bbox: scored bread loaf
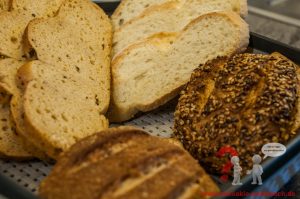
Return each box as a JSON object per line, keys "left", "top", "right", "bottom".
{"left": 112, "top": 0, "right": 248, "bottom": 56}
{"left": 174, "top": 53, "right": 300, "bottom": 174}
{"left": 0, "top": 58, "right": 46, "bottom": 159}
{"left": 108, "top": 12, "right": 249, "bottom": 122}
{"left": 39, "top": 127, "right": 219, "bottom": 199}
{"left": 0, "top": 0, "right": 10, "bottom": 11}
{"left": 17, "top": 0, "right": 112, "bottom": 159}
{"left": 0, "top": 0, "right": 63, "bottom": 59}
{"left": 112, "top": 0, "right": 174, "bottom": 29}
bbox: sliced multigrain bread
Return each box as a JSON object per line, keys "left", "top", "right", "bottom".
{"left": 112, "top": 0, "right": 248, "bottom": 57}
{"left": 39, "top": 127, "right": 219, "bottom": 199}
{"left": 108, "top": 12, "right": 249, "bottom": 122}
{"left": 0, "top": 0, "right": 10, "bottom": 11}
{"left": 0, "top": 58, "right": 47, "bottom": 159}
{"left": 0, "top": 0, "right": 63, "bottom": 59}
{"left": 17, "top": 0, "right": 112, "bottom": 159}
{"left": 112, "top": 0, "right": 174, "bottom": 29}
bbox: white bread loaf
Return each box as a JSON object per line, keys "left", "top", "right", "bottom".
{"left": 108, "top": 12, "right": 249, "bottom": 122}
{"left": 113, "top": 0, "right": 248, "bottom": 57}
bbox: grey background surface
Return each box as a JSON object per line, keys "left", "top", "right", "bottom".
{"left": 247, "top": 13, "right": 300, "bottom": 49}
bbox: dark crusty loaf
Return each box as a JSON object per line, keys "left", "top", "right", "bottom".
{"left": 174, "top": 53, "right": 300, "bottom": 174}
{"left": 39, "top": 127, "right": 219, "bottom": 199}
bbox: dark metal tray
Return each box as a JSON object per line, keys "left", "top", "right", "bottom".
{"left": 0, "top": 2, "right": 300, "bottom": 199}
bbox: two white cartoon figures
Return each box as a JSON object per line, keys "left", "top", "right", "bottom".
{"left": 231, "top": 155, "right": 263, "bottom": 186}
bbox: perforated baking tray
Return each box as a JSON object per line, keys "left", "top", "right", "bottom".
{"left": 0, "top": 2, "right": 300, "bottom": 199}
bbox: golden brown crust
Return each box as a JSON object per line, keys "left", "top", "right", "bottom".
{"left": 174, "top": 53, "right": 299, "bottom": 174}
{"left": 39, "top": 127, "right": 219, "bottom": 199}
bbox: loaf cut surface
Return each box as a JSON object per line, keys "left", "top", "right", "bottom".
{"left": 174, "top": 53, "right": 300, "bottom": 174}
{"left": 113, "top": 0, "right": 248, "bottom": 56}
{"left": 108, "top": 12, "right": 249, "bottom": 122}
{"left": 0, "top": 58, "right": 46, "bottom": 159}
{"left": 39, "top": 127, "right": 219, "bottom": 199}
{"left": 18, "top": 0, "right": 112, "bottom": 158}
{"left": 0, "top": 0, "right": 10, "bottom": 11}
{"left": 112, "top": 0, "right": 173, "bottom": 29}
{"left": 0, "top": 0, "right": 63, "bottom": 59}
{"left": 0, "top": 88, "right": 33, "bottom": 159}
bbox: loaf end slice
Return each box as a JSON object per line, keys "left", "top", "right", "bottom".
{"left": 108, "top": 11, "right": 249, "bottom": 122}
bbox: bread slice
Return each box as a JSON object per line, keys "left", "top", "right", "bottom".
{"left": 113, "top": 0, "right": 248, "bottom": 57}
{"left": 112, "top": 0, "right": 175, "bottom": 29}
{"left": 24, "top": 0, "right": 112, "bottom": 112}
{"left": 0, "top": 0, "right": 63, "bottom": 59}
{"left": 108, "top": 12, "right": 249, "bottom": 122}
{"left": 17, "top": 61, "right": 108, "bottom": 158}
{"left": 0, "top": 58, "right": 48, "bottom": 159}
{"left": 0, "top": 0, "right": 10, "bottom": 11}
{"left": 0, "top": 87, "right": 33, "bottom": 159}
{"left": 17, "top": 0, "right": 112, "bottom": 158}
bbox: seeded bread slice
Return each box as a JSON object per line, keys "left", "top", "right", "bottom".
{"left": 0, "top": 58, "right": 47, "bottom": 159}
{"left": 108, "top": 12, "right": 249, "bottom": 122}
{"left": 0, "top": 0, "right": 10, "bottom": 11}
{"left": 113, "top": 0, "right": 247, "bottom": 57}
{"left": 18, "top": 0, "right": 112, "bottom": 158}
{"left": 112, "top": 0, "right": 174, "bottom": 29}
{"left": 0, "top": 0, "right": 63, "bottom": 59}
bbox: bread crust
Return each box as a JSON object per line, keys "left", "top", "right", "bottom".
{"left": 39, "top": 127, "right": 219, "bottom": 199}
{"left": 112, "top": 0, "right": 248, "bottom": 57}
{"left": 174, "top": 53, "right": 299, "bottom": 174}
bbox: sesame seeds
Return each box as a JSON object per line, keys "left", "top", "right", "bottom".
{"left": 174, "top": 53, "right": 299, "bottom": 174}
